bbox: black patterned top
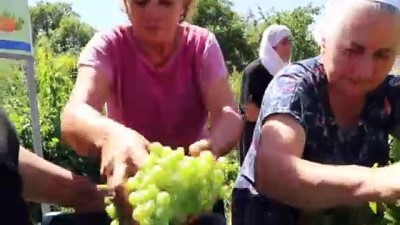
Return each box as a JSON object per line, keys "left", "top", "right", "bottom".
{"left": 234, "top": 56, "right": 400, "bottom": 225}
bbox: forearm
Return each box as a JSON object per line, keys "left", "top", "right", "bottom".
{"left": 19, "top": 148, "right": 105, "bottom": 212}
{"left": 256, "top": 154, "right": 387, "bottom": 210}
{"left": 61, "top": 103, "right": 126, "bottom": 157}
{"left": 19, "top": 149, "right": 80, "bottom": 204}
{"left": 209, "top": 107, "right": 243, "bottom": 157}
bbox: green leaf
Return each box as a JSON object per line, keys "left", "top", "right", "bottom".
{"left": 370, "top": 202, "right": 378, "bottom": 214}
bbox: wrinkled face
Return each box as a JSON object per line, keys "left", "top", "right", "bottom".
{"left": 322, "top": 4, "right": 400, "bottom": 97}
{"left": 124, "top": 0, "right": 188, "bottom": 44}
{"left": 274, "top": 36, "right": 292, "bottom": 63}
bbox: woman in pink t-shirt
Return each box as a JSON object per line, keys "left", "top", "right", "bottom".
{"left": 61, "top": 0, "right": 242, "bottom": 222}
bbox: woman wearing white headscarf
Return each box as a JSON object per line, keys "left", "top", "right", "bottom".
{"left": 238, "top": 24, "right": 292, "bottom": 165}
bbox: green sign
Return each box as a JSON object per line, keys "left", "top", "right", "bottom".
{"left": 0, "top": 0, "right": 33, "bottom": 56}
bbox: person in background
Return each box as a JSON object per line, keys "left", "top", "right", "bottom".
{"left": 60, "top": 0, "right": 243, "bottom": 223}
{"left": 238, "top": 24, "right": 292, "bottom": 165}
{"left": 0, "top": 108, "right": 106, "bottom": 225}
{"left": 231, "top": 0, "right": 400, "bottom": 224}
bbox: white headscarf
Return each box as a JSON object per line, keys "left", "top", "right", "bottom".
{"left": 259, "top": 24, "right": 292, "bottom": 76}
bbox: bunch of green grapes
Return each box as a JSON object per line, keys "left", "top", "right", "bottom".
{"left": 105, "top": 142, "right": 230, "bottom": 225}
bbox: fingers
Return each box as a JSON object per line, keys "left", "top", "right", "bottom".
{"left": 110, "top": 163, "right": 128, "bottom": 189}
{"left": 108, "top": 164, "right": 133, "bottom": 223}
{"left": 189, "top": 139, "right": 211, "bottom": 157}
{"left": 100, "top": 144, "right": 113, "bottom": 176}
{"left": 113, "top": 184, "right": 133, "bottom": 223}
{"left": 189, "top": 143, "right": 201, "bottom": 157}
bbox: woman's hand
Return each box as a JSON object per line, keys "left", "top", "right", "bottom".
{"left": 189, "top": 139, "right": 213, "bottom": 157}
{"left": 71, "top": 177, "right": 111, "bottom": 213}
{"left": 100, "top": 127, "right": 150, "bottom": 220}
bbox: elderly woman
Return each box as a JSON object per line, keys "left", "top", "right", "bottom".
{"left": 238, "top": 24, "right": 292, "bottom": 165}
{"left": 232, "top": 0, "right": 400, "bottom": 224}
{"left": 61, "top": 0, "right": 242, "bottom": 223}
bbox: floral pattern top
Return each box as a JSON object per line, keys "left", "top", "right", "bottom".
{"left": 235, "top": 56, "right": 400, "bottom": 225}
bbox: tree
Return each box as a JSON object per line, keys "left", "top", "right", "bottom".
{"left": 191, "top": 0, "right": 256, "bottom": 72}
{"left": 2, "top": 36, "right": 99, "bottom": 179}
{"left": 50, "top": 15, "right": 95, "bottom": 54}
{"left": 30, "top": 1, "right": 95, "bottom": 54}
{"left": 30, "top": 1, "right": 78, "bottom": 42}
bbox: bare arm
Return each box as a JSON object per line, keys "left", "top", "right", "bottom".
{"left": 61, "top": 66, "right": 131, "bottom": 158}
{"left": 18, "top": 147, "right": 105, "bottom": 212}
{"left": 255, "top": 114, "right": 399, "bottom": 210}
{"left": 206, "top": 77, "right": 243, "bottom": 157}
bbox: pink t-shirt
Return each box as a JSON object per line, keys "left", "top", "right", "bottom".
{"left": 78, "top": 23, "right": 228, "bottom": 149}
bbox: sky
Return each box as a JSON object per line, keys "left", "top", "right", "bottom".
{"left": 27, "top": 0, "right": 326, "bottom": 30}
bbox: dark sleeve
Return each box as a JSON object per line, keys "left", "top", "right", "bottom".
{"left": 385, "top": 75, "right": 400, "bottom": 138}
{"left": 0, "top": 108, "right": 20, "bottom": 167}
{"left": 0, "top": 108, "right": 31, "bottom": 225}
{"left": 239, "top": 68, "right": 251, "bottom": 114}
{"left": 258, "top": 65, "right": 309, "bottom": 128}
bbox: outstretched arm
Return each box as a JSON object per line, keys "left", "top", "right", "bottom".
{"left": 255, "top": 114, "right": 400, "bottom": 210}
{"left": 18, "top": 147, "right": 106, "bottom": 212}
{"left": 189, "top": 33, "right": 243, "bottom": 157}
{"left": 206, "top": 77, "right": 243, "bottom": 157}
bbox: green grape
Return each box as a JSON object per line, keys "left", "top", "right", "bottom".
{"left": 140, "top": 218, "right": 153, "bottom": 225}
{"left": 199, "top": 150, "right": 214, "bottom": 162}
{"left": 146, "top": 185, "right": 159, "bottom": 199}
{"left": 156, "top": 191, "right": 171, "bottom": 207}
{"left": 171, "top": 148, "right": 185, "bottom": 160}
{"left": 156, "top": 176, "right": 170, "bottom": 190}
{"left": 142, "top": 154, "right": 159, "bottom": 169}
{"left": 213, "top": 169, "right": 225, "bottom": 186}
{"left": 155, "top": 207, "right": 170, "bottom": 220}
{"left": 128, "top": 192, "right": 140, "bottom": 206}
{"left": 128, "top": 190, "right": 153, "bottom": 205}
{"left": 132, "top": 205, "right": 147, "bottom": 222}
{"left": 198, "top": 159, "right": 213, "bottom": 176}
{"left": 140, "top": 174, "right": 157, "bottom": 188}
{"left": 149, "top": 165, "right": 164, "bottom": 180}
{"left": 219, "top": 185, "right": 231, "bottom": 199}
{"left": 110, "top": 219, "right": 119, "bottom": 225}
{"left": 158, "top": 157, "right": 173, "bottom": 169}
{"left": 176, "top": 147, "right": 185, "bottom": 154}
{"left": 126, "top": 176, "right": 140, "bottom": 191}
{"left": 216, "top": 157, "right": 228, "bottom": 171}
{"left": 104, "top": 197, "right": 112, "bottom": 206}
{"left": 110, "top": 142, "right": 229, "bottom": 225}
{"left": 135, "top": 171, "right": 145, "bottom": 180}
{"left": 161, "top": 146, "right": 173, "bottom": 156}
{"left": 105, "top": 204, "right": 117, "bottom": 219}
{"left": 142, "top": 200, "right": 156, "bottom": 215}
{"left": 149, "top": 142, "right": 163, "bottom": 155}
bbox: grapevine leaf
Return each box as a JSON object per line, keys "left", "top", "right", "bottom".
{"left": 370, "top": 202, "right": 378, "bottom": 214}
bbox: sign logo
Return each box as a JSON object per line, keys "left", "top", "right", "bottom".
{"left": 0, "top": 0, "right": 33, "bottom": 56}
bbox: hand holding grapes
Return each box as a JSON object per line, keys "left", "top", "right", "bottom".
{"left": 189, "top": 139, "right": 213, "bottom": 157}
{"left": 100, "top": 127, "right": 150, "bottom": 222}
{"left": 105, "top": 143, "right": 230, "bottom": 225}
